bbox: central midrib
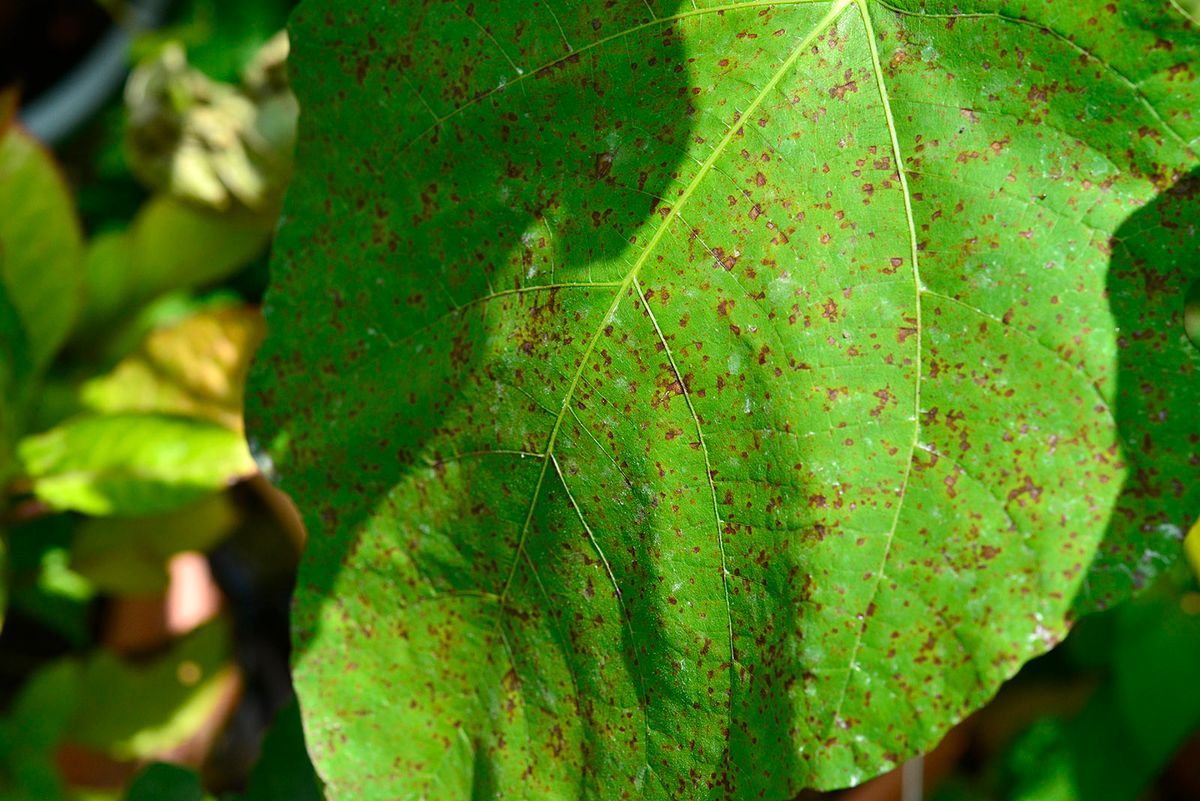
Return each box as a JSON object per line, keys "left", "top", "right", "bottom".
{"left": 497, "top": 0, "right": 856, "bottom": 606}
{"left": 490, "top": 3, "right": 861, "bottom": 782}
{"left": 824, "top": 0, "right": 925, "bottom": 742}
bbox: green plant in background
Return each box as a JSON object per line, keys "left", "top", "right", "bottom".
{"left": 0, "top": 4, "right": 317, "bottom": 798}
{"left": 1, "top": 0, "right": 1199, "bottom": 800}
{"left": 124, "top": 32, "right": 294, "bottom": 213}
{"left": 0, "top": 43, "right": 282, "bottom": 611}
{"left": 248, "top": 0, "right": 1199, "bottom": 799}
{"left": 0, "top": 115, "right": 85, "bottom": 495}
{"left": 76, "top": 27, "right": 293, "bottom": 345}
{"left": 0, "top": 111, "right": 257, "bottom": 798}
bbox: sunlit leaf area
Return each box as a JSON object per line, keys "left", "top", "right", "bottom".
{"left": 0, "top": 1, "right": 1198, "bottom": 800}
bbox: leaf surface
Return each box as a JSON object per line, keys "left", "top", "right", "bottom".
{"left": 249, "top": 0, "right": 1200, "bottom": 797}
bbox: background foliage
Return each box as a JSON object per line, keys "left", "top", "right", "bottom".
{"left": 0, "top": 1, "right": 1197, "bottom": 800}
{"left": 1, "top": 2, "right": 317, "bottom": 799}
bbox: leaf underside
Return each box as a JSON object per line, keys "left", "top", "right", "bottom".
{"left": 249, "top": 0, "right": 1200, "bottom": 798}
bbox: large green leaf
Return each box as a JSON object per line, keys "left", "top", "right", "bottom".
{"left": 248, "top": 0, "right": 1200, "bottom": 797}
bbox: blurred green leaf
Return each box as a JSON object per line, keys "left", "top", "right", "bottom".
{"left": 68, "top": 619, "right": 234, "bottom": 761}
{"left": 6, "top": 515, "right": 94, "bottom": 645}
{"left": 1003, "top": 720, "right": 1079, "bottom": 801}
{"left": 76, "top": 290, "right": 246, "bottom": 375}
{"left": 18, "top": 413, "right": 255, "bottom": 516}
{"left": 124, "top": 38, "right": 296, "bottom": 214}
{"left": 0, "top": 660, "right": 83, "bottom": 801}
{"left": 236, "top": 699, "right": 324, "bottom": 801}
{"left": 0, "top": 127, "right": 85, "bottom": 370}
{"left": 36, "top": 546, "right": 94, "bottom": 602}
{"left": 1185, "top": 517, "right": 1200, "bottom": 584}
{"left": 0, "top": 281, "right": 33, "bottom": 484}
{"left": 83, "top": 305, "right": 264, "bottom": 432}
{"left": 125, "top": 763, "right": 207, "bottom": 801}
{"left": 76, "top": 197, "right": 271, "bottom": 342}
{"left": 1110, "top": 584, "right": 1200, "bottom": 780}
{"left": 66, "top": 101, "right": 149, "bottom": 237}
{"left": 72, "top": 494, "right": 238, "bottom": 595}
{"left": 0, "top": 126, "right": 84, "bottom": 487}
{"left": 931, "top": 777, "right": 993, "bottom": 801}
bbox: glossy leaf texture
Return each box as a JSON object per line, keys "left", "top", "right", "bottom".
{"left": 248, "top": 0, "right": 1200, "bottom": 798}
